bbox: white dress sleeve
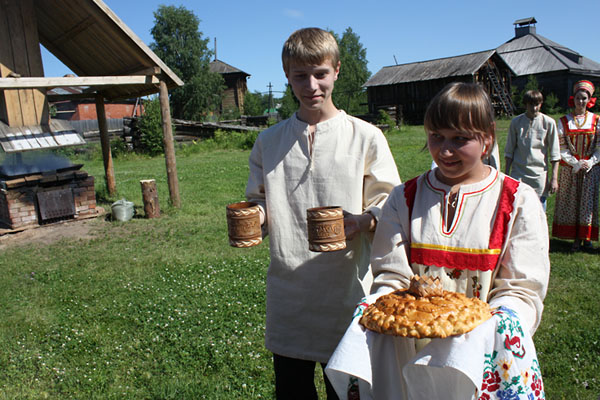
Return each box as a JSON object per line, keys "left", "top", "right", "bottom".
{"left": 370, "top": 185, "right": 414, "bottom": 293}
{"left": 488, "top": 186, "right": 550, "bottom": 334}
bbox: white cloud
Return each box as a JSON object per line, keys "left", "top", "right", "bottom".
{"left": 283, "top": 8, "right": 303, "bottom": 19}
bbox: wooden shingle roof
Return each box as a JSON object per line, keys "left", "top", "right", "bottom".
{"left": 364, "top": 50, "right": 498, "bottom": 87}
{"left": 497, "top": 33, "right": 600, "bottom": 77}
{"left": 209, "top": 59, "right": 250, "bottom": 76}
{"left": 34, "top": 0, "right": 183, "bottom": 99}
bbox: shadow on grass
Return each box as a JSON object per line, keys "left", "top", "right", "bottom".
{"left": 549, "top": 238, "right": 600, "bottom": 255}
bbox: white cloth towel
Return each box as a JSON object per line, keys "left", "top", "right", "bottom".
{"left": 326, "top": 294, "right": 545, "bottom": 400}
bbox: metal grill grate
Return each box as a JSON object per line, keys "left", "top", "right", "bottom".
{"left": 37, "top": 189, "right": 76, "bottom": 221}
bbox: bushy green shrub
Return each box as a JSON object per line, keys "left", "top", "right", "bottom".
{"left": 542, "top": 92, "right": 562, "bottom": 115}
{"left": 377, "top": 109, "right": 395, "bottom": 130}
{"left": 110, "top": 138, "right": 129, "bottom": 157}
{"left": 177, "top": 129, "right": 259, "bottom": 156}
{"left": 212, "top": 129, "right": 258, "bottom": 150}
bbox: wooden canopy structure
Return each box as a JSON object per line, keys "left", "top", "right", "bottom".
{"left": 0, "top": 0, "right": 184, "bottom": 206}
{"left": 364, "top": 50, "right": 514, "bottom": 124}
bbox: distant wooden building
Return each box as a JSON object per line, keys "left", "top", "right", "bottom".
{"left": 209, "top": 59, "right": 250, "bottom": 115}
{"left": 497, "top": 17, "right": 600, "bottom": 109}
{"left": 364, "top": 50, "right": 513, "bottom": 124}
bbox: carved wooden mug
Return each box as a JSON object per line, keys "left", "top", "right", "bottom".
{"left": 226, "top": 201, "right": 262, "bottom": 248}
{"left": 306, "top": 206, "right": 346, "bottom": 252}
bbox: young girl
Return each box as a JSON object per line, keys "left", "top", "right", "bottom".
{"left": 367, "top": 82, "right": 550, "bottom": 398}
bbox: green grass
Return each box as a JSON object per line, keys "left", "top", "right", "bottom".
{"left": 0, "top": 120, "right": 598, "bottom": 399}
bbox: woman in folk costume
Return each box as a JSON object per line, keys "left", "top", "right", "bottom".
{"left": 552, "top": 80, "right": 600, "bottom": 251}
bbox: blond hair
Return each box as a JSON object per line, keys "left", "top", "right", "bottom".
{"left": 424, "top": 82, "right": 496, "bottom": 155}
{"left": 282, "top": 28, "right": 339, "bottom": 73}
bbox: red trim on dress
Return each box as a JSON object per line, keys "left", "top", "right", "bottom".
{"left": 552, "top": 223, "right": 599, "bottom": 242}
{"left": 403, "top": 176, "right": 418, "bottom": 214}
{"left": 411, "top": 247, "right": 499, "bottom": 271}
{"left": 425, "top": 169, "right": 499, "bottom": 235}
{"left": 408, "top": 175, "right": 519, "bottom": 272}
{"left": 489, "top": 176, "right": 519, "bottom": 250}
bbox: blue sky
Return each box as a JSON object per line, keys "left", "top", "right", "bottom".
{"left": 41, "top": 0, "right": 600, "bottom": 96}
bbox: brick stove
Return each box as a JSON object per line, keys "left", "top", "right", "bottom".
{"left": 0, "top": 164, "right": 97, "bottom": 229}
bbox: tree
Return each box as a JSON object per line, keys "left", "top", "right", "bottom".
{"left": 136, "top": 97, "right": 166, "bottom": 156}
{"left": 512, "top": 75, "right": 539, "bottom": 113}
{"left": 332, "top": 28, "right": 371, "bottom": 115}
{"left": 150, "top": 5, "right": 224, "bottom": 121}
{"left": 278, "top": 85, "right": 299, "bottom": 120}
{"left": 244, "top": 91, "right": 271, "bottom": 116}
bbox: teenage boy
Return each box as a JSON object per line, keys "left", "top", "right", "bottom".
{"left": 245, "top": 27, "right": 400, "bottom": 399}
{"left": 505, "top": 90, "right": 560, "bottom": 209}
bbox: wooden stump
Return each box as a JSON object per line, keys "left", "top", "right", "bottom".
{"left": 140, "top": 179, "right": 160, "bottom": 218}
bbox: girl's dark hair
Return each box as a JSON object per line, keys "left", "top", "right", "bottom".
{"left": 424, "top": 82, "right": 496, "bottom": 152}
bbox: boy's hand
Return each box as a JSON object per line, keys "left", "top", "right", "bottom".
{"left": 343, "top": 211, "right": 376, "bottom": 241}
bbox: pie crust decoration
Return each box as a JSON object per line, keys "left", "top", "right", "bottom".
{"left": 360, "top": 275, "right": 491, "bottom": 338}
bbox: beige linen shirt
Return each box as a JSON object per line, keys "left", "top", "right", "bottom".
{"left": 371, "top": 168, "right": 549, "bottom": 334}
{"left": 504, "top": 113, "right": 560, "bottom": 197}
{"left": 246, "top": 111, "right": 401, "bottom": 363}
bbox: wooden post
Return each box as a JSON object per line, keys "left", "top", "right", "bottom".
{"left": 140, "top": 179, "right": 160, "bottom": 218}
{"left": 158, "top": 79, "right": 181, "bottom": 208}
{"left": 95, "top": 93, "right": 117, "bottom": 195}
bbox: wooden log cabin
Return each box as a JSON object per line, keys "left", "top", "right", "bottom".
{"left": 364, "top": 50, "right": 514, "bottom": 125}
{"left": 497, "top": 17, "right": 600, "bottom": 109}
{"left": 209, "top": 59, "right": 250, "bottom": 115}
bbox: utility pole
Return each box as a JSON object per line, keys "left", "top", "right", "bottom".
{"left": 267, "top": 82, "right": 273, "bottom": 115}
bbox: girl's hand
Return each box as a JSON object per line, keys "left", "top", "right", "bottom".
{"left": 580, "top": 159, "right": 593, "bottom": 173}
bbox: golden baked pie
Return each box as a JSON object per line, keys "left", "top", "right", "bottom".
{"left": 360, "top": 275, "right": 491, "bottom": 338}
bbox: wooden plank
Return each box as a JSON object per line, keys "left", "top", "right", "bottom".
{"left": 20, "top": 0, "right": 49, "bottom": 125}
{"left": 34, "top": 5, "right": 83, "bottom": 76}
{"left": 5, "top": 130, "right": 32, "bottom": 151}
{"left": 0, "top": 0, "right": 23, "bottom": 126}
{"left": 47, "top": 92, "right": 97, "bottom": 102}
{"left": 88, "top": 0, "right": 183, "bottom": 86}
{"left": 5, "top": 0, "right": 37, "bottom": 125}
{"left": 29, "top": 124, "right": 55, "bottom": 148}
{"left": 0, "top": 75, "right": 160, "bottom": 89}
{"left": 21, "top": 126, "right": 43, "bottom": 150}
{"left": 5, "top": 178, "right": 26, "bottom": 189}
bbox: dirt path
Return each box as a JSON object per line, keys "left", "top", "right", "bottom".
{"left": 0, "top": 216, "right": 105, "bottom": 250}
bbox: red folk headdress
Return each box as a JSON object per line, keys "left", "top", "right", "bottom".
{"left": 568, "top": 80, "right": 597, "bottom": 109}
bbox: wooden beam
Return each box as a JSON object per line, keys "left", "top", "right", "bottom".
{"left": 159, "top": 79, "right": 180, "bottom": 208}
{"left": 47, "top": 92, "right": 98, "bottom": 102}
{"left": 0, "top": 75, "right": 160, "bottom": 89}
{"left": 95, "top": 93, "right": 116, "bottom": 196}
{"left": 20, "top": 0, "right": 49, "bottom": 125}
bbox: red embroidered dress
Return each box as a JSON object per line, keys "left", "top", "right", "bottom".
{"left": 552, "top": 112, "right": 600, "bottom": 241}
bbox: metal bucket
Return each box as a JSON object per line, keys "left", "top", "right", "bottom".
{"left": 111, "top": 199, "right": 135, "bottom": 221}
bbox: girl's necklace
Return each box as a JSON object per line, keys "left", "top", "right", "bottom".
{"left": 447, "top": 191, "right": 458, "bottom": 208}
{"left": 574, "top": 111, "right": 588, "bottom": 129}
